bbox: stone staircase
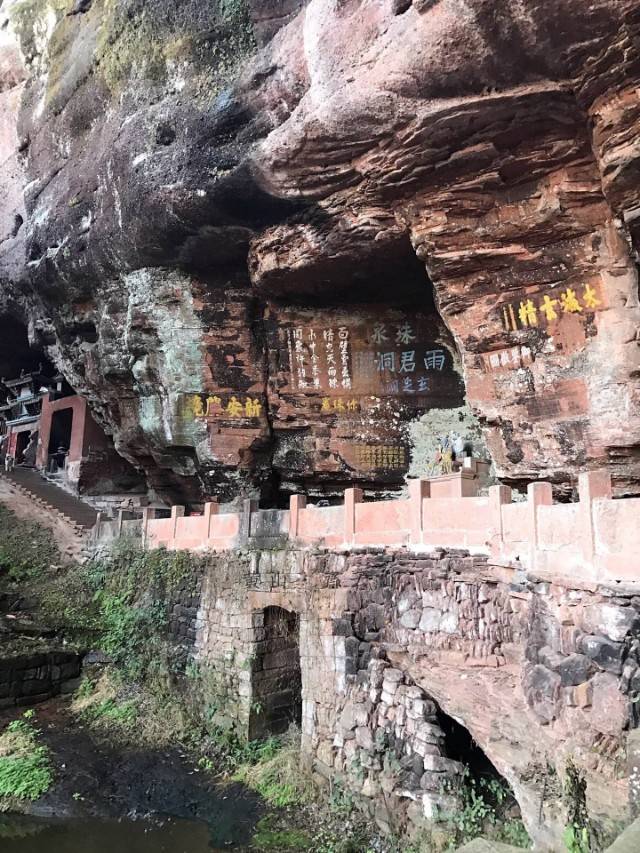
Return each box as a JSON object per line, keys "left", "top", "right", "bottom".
{"left": 0, "top": 467, "right": 98, "bottom": 561}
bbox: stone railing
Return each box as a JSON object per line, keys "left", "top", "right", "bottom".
{"left": 137, "top": 465, "right": 640, "bottom": 589}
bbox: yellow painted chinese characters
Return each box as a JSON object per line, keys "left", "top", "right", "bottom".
{"left": 502, "top": 284, "right": 603, "bottom": 332}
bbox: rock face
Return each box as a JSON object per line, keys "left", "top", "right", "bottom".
{"left": 0, "top": 1, "right": 27, "bottom": 306}
{"left": 0, "top": 0, "right": 639, "bottom": 502}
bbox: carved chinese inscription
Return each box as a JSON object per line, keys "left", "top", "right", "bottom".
{"left": 276, "top": 312, "right": 457, "bottom": 401}
{"left": 354, "top": 444, "right": 407, "bottom": 470}
{"left": 500, "top": 282, "right": 603, "bottom": 333}
{"left": 187, "top": 394, "right": 265, "bottom": 420}
{"left": 267, "top": 305, "right": 465, "bottom": 482}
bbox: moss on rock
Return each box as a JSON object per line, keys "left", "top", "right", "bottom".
{"left": 407, "top": 404, "right": 491, "bottom": 479}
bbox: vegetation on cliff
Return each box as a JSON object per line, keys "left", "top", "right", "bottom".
{"left": 9, "top": 0, "right": 257, "bottom": 112}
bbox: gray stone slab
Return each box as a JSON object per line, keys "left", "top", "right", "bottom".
{"left": 606, "top": 817, "right": 640, "bottom": 853}
{"left": 454, "top": 840, "right": 525, "bottom": 853}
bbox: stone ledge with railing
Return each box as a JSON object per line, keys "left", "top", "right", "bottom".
{"left": 93, "top": 462, "right": 640, "bottom": 591}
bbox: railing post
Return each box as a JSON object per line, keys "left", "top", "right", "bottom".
{"left": 578, "top": 470, "right": 612, "bottom": 563}
{"left": 93, "top": 511, "right": 103, "bottom": 542}
{"left": 116, "top": 509, "right": 125, "bottom": 537}
{"left": 289, "top": 494, "right": 307, "bottom": 540}
{"left": 344, "top": 487, "right": 363, "bottom": 545}
{"left": 488, "top": 484, "right": 511, "bottom": 552}
{"left": 409, "top": 478, "right": 430, "bottom": 546}
{"left": 171, "top": 505, "right": 185, "bottom": 549}
{"left": 141, "top": 507, "right": 157, "bottom": 546}
{"left": 527, "top": 482, "right": 553, "bottom": 571}
{"left": 240, "top": 498, "right": 259, "bottom": 544}
{"left": 203, "top": 500, "right": 219, "bottom": 539}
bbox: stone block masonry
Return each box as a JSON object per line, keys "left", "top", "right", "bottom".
{"left": 0, "top": 649, "right": 82, "bottom": 709}
{"left": 188, "top": 545, "right": 640, "bottom": 850}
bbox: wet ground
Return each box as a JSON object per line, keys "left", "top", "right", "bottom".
{"left": 0, "top": 700, "right": 263, "bottom": 852}
{"left": 1, "top": 814, "right": 223, "bottom": 852}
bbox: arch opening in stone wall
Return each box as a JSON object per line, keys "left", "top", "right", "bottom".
{"left": 429, "top": 701, "right": 527, "bottom": 845}
{"left": 249, "top": 606, "right": 302, "bottom": 740}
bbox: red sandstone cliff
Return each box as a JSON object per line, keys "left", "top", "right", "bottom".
{"left": 0, "top": 0, "right": 638, "bottom": 504}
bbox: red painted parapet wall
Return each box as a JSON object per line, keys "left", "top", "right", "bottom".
{"left": 143, "top": 469, "right": 640, "bottom": 588}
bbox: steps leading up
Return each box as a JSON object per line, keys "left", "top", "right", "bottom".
{"left": 1, "top": 467, "right": 98, "bottom": 531}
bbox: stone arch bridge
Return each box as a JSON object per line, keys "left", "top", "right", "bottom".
{"left": 100, "top": 467, "right": 640, "bottom": 850}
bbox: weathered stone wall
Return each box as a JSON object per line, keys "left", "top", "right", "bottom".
{"left": 0, "top": 649, "right": 82, "bottom": 709}
{"left": 191, "top": 545, "right": 640, "bottom": 849}
{"left": 168, "top": 567, "right": 203, "bottom": 649}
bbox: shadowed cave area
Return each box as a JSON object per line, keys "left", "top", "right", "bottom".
{"left": 0, "top": 316, "right": 50, "bottom": 381}
{"left": 249, "top": 606, "right": 303, "bottom": 740}
{"left": 435, "top": 706, "right": 524, "bottom": 834}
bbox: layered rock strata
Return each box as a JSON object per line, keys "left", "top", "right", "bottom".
{"left": 0, "top": 0, "right": 639, "bottom": 502}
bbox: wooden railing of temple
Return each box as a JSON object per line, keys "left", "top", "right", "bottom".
{"left": 96, "top": 465, "right": 640, "bottom": 589}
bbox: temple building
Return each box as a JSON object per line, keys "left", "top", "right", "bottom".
{"left": 0, "top": 369, "right": 60, "bottom": 468}
{"left": 0, "top": 369, "right": 143, "bottom": 498}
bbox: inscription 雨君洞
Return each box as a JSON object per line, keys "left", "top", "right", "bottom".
{"left": 285, "top": 320, "right": 451, "bottom": 398}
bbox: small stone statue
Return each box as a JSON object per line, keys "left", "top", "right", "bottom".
{"left": 435, "top": 436, "right": 453, "bottom": 475}
{"left": 451, "top": 431, "right": 466, "bottom": 459}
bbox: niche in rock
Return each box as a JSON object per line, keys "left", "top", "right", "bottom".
{"left": 249, "top": 606, "right": 302, "bottom": 740}
{"left": 258, "top": 238, "right": 469, "bottom": 498}
{"left": 0, "top": 315, "right": 52, "bottom": 380}
{"left": 178, "top": 236, "right": 479, "bottom": 504}
{"left": 172, "top": 236, "right": 480, "bottom": 502}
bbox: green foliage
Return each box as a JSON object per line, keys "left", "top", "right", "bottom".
{"left": 564, "top": 824, "right": 590, "bottom": 853}
{"left": 0, "top": 713, "right": 53, "bottom": 803}
{"left": 233, "top": 729, "right": 313, "bottom": 808}
{"left": 204, "top": 728, "right": 283, "bottom": 776}
{"left": 0, "top": 506, "right": 96, "bottom": 635}
{"left": 327, "top": 781, "right": 359, "bottom": 819}
{"left": 87, "top": 540, "right": 203, "bottom": 682}
{"left": 80, "top": 696, "right": 138, "bottom": 729}
{"left": 75, "top": 677, "right": 94, "bottom": 701}
{"left": 440, "top": 768, "right": 531, "bottom": 850}
{"left": 563, "top": 759, "right": 592, "bottom": 853}
{"left": 0, "top": 505, "right": 62, "bottom": 585}
{"left": 251, "top": 816, "right": 311, "bottom": 850}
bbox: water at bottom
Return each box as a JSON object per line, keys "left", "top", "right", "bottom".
{"left": 0, "top": 814, "right": 238, "bottom": 852}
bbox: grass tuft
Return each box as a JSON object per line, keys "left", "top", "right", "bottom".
{"left": 233, "top": 727, "right": 313, "bottom": 808}
{"left": 0, "top": 712, "right": 53, "bottom": 804}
